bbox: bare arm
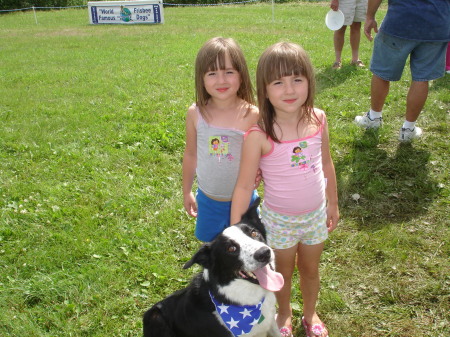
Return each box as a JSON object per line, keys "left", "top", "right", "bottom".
{"left": 321, "top": 116, "right": 339, "bottom": 232}
{"left": 182, "top": 106, "right": 198, "bottom": 217}
{"left": 230, "top": 132, "right": 264, "bottom": 225}
{"left": 365, "top": 0, "right": 383, "bottom": 41}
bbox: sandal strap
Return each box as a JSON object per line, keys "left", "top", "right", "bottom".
{"left": 302, "top": 316, "right": 328, "bottom": 337}
{"left": 279, "top": 326, "right": 293, "bottom": 337}
{"left": 351, "top": 60, "right": 365, "bottom": 67}
{"left": 310, "top": 323, "right": 328, "bottom": 336}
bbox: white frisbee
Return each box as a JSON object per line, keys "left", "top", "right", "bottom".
{"left": 325, "top": 9, "right": 345, "bottom": 31}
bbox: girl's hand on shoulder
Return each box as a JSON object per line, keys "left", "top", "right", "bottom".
{"left": 184, "top": 192, "right": 198, "bottom": 218}
{"left": 326, "top": 203, "right": 339, "bottom": 232}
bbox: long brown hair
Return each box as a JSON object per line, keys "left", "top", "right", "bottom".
{"left": 195, "top": 37, "right": 255, "bottom": 119}
{"left": 256, "top": 42, "right": 318, "bottom": 143}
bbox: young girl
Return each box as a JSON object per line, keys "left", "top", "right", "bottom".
{"left": 231, "top": 42, "right": 339, "bottom": 337}
{"left": 182, "top": 37, "right": 259, "bottom": 242}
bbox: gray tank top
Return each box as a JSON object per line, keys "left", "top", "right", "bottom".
{"left": 195, "top": 105, "right": 245, "bottom": 199}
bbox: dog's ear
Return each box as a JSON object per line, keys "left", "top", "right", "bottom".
{"left": 239, "top": 197, "right": 261, "bottom": 224}
{"left": 233, "top": 197, "right": 261, "bottom": 225}
{"left": 238, "top": 197, "right": 266, "bottom": 239}
{"left": 183, "top": 244, "right": 212, "bottom": 269}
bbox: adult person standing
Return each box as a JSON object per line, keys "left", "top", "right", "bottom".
{"left": 355, "top": 0, "right": 450, "bottom": 142}
{"left": 330, "top": 0, "right": 368, "bottom": 69}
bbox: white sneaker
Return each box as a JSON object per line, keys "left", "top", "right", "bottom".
{"left": 399, "top": 126, "right": 423, "bottom": 142}
{"left": 354, "top": 111, "right": 382, "bottom": 129}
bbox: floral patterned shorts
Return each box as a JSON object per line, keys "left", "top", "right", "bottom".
{"left": 261, "top": 202, "right": 328, "bottom": 249}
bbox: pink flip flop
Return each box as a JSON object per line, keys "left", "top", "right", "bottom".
{"left": 279, "top": 325, "right": 293, "bottom": 337}
{"left": 302, "top": 316, "right": 329, "bottom": 337}
{"left": 275, "top": 314, "right": 293, "bottom": 337}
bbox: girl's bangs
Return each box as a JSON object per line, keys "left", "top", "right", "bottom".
{"left": 205, "top": 49, "right": 228, "bottom": 72}
{"left": 263, "top": 52, "right": 306, "bottom": 84}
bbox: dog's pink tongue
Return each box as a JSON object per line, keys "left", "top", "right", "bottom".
{"left": 253, "top": 265, "right": 284, "bottom": 292}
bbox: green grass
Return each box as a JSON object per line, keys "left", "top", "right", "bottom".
{"left": 1, "top": 3, "right": 449, "bottom": 336}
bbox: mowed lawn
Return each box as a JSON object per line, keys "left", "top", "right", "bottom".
{"left": 0, "top": 3, "right": 449, "bottom": 336}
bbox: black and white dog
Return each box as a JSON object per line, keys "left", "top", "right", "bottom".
{"left": 143, "top": 198, "right": 284, "bottom": 337}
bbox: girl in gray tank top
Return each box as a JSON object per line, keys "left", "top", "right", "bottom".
{"left": 182, "top": 37, "right": 260, "bottom": 242}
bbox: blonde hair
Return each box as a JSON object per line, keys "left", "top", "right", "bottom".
{"left": 195, "top": 37, "right": 255, "bottom": 119}
{"left": 256, "top": 42, "right": 318, "bottom": 143}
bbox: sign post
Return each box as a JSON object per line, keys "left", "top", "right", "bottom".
{"left": 88, "top": 0, "right": 164, "bottom": 25}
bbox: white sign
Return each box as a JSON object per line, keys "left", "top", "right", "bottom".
{"left": 88, "top": 0, "right": 164, "bottom": 24}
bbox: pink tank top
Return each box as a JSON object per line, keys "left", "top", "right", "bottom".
{"left": 248, "top": 111, "right": 326, "bottom": 215}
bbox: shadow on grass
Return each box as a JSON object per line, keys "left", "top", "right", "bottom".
{"left": 336, "top": 130, "right": 439, "bottom": 230}
{"left": 316, "top": 64, "right": 370, "bottom": 94}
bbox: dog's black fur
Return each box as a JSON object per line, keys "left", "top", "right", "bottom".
{"left": 143, "top": 198, "right": 280, "bottom": 337}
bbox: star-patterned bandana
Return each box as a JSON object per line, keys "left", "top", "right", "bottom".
{"left": 209, "top": 291, "right": 265, "bottom": 337}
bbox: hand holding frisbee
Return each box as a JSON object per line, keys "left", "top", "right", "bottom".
{"left": 325, "top": 9, "right": 345, "bottom": 31}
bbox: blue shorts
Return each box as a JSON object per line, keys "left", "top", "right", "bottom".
{"left": 370, "top": 30, "right": 447, "bottom": 82}
{"left": 195, "top": 189, "right": 259, "bottom": 242}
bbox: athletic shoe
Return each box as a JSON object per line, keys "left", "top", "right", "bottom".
{"left": 399, "top": 126, "right": 422, "bottom": 142}
{"left": 354, "top": 111, "right": 382, "bottom": 129}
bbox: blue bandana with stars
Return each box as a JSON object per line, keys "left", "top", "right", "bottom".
{"left": 209, "top": 291, "right": 265, "bottom": 337}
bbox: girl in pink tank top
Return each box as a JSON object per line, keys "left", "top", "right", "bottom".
{"left": 231, "top": 42, "right": 339, "bottom": 337}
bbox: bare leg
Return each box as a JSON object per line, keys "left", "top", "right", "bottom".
{"left": 274, "top": 245, "right": 297, "bottom": 330}
{"left": 405, "top": 81, "right": 428, "bottom": 122}
{"left": 297, "top": 242, "right": 325, "bottom": 333}
{"left": 371, "top": 74, "right": 390, "bottom": 112}
{"left": 349, "top": 21, "right": 362, "bottom": 62}
{"left": 333, "top": 26, "right": 347, "bottom": 64}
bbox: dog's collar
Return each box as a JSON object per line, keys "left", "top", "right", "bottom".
{"left": 209, "top": 291, "right": 265, "bottom": 337}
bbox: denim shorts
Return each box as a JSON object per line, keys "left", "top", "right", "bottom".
{"left": 195, "top": 189, "right": 259, "bottom": 242}
{"left": 370, "top": 30, "right": 448, "bottom": 82}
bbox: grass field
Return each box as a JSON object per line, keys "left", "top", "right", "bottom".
{"left": 1, "top": 3, "right": 449, "bottom": 336}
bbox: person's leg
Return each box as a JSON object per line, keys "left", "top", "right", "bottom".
{"left": 399, "top": 40, "right": 446, "bottom": 141}
{"left": 406, "top": 40, "right": 446, "bottom": 122}
{"left": 354, "top": 74, "right": 388, "bottom": 127}
{"left": 333, "top": 26, "right": 347, "bottom": 68}
{"left": 274, "top": 245, "right": 297, "bottom": 330}
{"left": 405, "top": 80, "right": 428, "bottom": 122}
{"left": 349, "top": 21, "right": 362, "bottom": 63}
{"left": 297, "top": 242, "right": 327, "bottom": 335}
{"left": 371, "top": 74, "right": 390, "bottom": 112}
{"left": 398, "top": 80, "right": 428, "bottom": 141}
